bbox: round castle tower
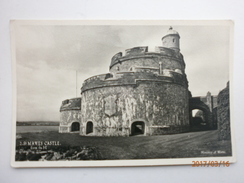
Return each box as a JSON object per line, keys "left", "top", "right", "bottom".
{"left": 77, "top": 27, "right": 190, "bottom": 136}
{"left": 59, "top": 27, "right": 190, "bottom": 136}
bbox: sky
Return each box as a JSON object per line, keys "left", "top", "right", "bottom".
{"left": 14, "top": 21, "right": 231, "bottom": 121}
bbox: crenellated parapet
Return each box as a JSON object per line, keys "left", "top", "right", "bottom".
{"left": 60, "top": 97, "right": 81, "bottom": 112}
{"left": 82, "top": 73, "right": 113, "bottom": 87}
{"left": 81, "top": 44, "right": 188, "bottom": 94}
{"left": 109, "top": 46, "right": 185, "bottom": 72}
{"left": 81, "top": 70, "right": 188, "bottom": 93}
{"left": 111, "top": 52, "right": 122, "bottom": 66}
{"left": 155, "top": 47, "right": 184, "bottom": 62}
{"left": 125, "top": 46, "right": 148, "bottom": 56}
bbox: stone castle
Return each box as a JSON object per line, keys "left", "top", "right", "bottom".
{"left": 59, "top": 27, "right": 229, "bottom": 137}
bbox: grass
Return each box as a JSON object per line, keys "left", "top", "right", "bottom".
{"left": 16, "top": 130, "right": 232, "bottom": 160}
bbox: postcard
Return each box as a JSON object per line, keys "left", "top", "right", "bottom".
{"left": 11, "top": 20, "right": 236, "bottom": 167}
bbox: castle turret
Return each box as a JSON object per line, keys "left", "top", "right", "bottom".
{"left": 162, "top": 26, "right": 180, "bottom": 51}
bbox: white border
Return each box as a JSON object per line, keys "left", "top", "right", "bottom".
{"left": 10, "top": 20, "right": 236, "bottom": 168}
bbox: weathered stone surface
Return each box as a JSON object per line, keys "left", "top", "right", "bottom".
{"left": 80, "top": 82, "right": 189, "bottom": 136}
{"left": 155, "top": 46, "right": 183, "bottom": 60}
{"left": 111, "top": 52, "right": 122, "bottom": 66}
{"left": 162, "top": 35, "right": 180, "bottom": 51}
{"left": 125, "top": 46, "right": 148, "bottom": 56}
{"left": 81, "top": 70, "right": 188, "bottom": 93}
{"left": 59, "top": 27, "right": 192, "bottom": 136}
{"left": 217, "top": 82, "right": 230, "bottom": 140}
{"left": 161, "top": 27, "right": 180, "bottom": 51}
{"left": 59, "top": 110, "right": 81, "bottom": 133}
{"left": 60, "top": 98, "right": 81, "bottom": 111}
{"left": 110, "top": 52, "right": 185, "bottom": 72}
{"left": 189, "top": 93, "right": 219, "bottom": 130}
{"left": 189, "top": 97, "right": 213, "bottom": 130}
{"left": 59, "top": 98, "right": 81, "bottom": 133}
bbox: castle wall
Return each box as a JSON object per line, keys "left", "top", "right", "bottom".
{"left": 189, "top": 97, "right": 213, "bottom": 130}
{"left": 59, "top": 97, "right": 81, "bottom": 133}
{"left": 162, "top": 35, "right": 180, "bottom": 51}
{"left": 59, "top": 110, "right": 81, "bottom": 133}
{"left": 110, "top": 51, "right": 185, "bottom": 75}
{"left": 80, "top": 82, "right": 189, "bottom": 136}
{"left": 218, "top": 82, "right": 230, "bottom": 140}
{"left": 110, "top": 56, "right": 183, "bottom": 74}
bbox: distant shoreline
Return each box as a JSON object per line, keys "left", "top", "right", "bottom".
{"left": 17, "top": 121, "right": 59, "bottom": 126}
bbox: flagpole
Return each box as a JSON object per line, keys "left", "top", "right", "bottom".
{"left": 76, "top": 70, "right": 77, "bottom": 97}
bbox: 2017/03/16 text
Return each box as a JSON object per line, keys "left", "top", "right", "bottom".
{"left": 192, "top": 161, "right": 230, "bottom": 167}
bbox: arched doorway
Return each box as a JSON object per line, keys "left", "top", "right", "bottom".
{"left": 71, "top": 122, "right": 80, "bottom": 132}
{"left": 131, "top": 121, "right": 145, "bottom": 136}
{"left": 190, "top": 106, "right": 212, "bottom": 131}
{"left": 191, "top": 109, "right": 206, "bottom": 126}
{"left": 86, "top": 121, "right": 93, "bottom": 134}
{"left": 189, "top": 98, "right": 213, "bottom": 131}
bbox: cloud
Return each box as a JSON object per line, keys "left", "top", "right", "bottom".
{"left": 14, "top": 24, "right": 231, "bottom": 121}
{"left": 17, "top": 62, "right": 76, "bottom": 121}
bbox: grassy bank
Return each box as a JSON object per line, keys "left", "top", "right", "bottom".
{"left": 16, "top": 130, "right": 232, "bottom": 160}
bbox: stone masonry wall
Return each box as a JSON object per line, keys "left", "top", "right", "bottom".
{"left": 110, "top": 55, "right": 184, "bottom": 74}
{"left": 80, "top": 82, "right": 189, "bottom": 136}
{"left": 59, "top": 110, "right": 81, "bottom": 133}
{"left": 218, "top": 82, "right": 230, "bottom": 140}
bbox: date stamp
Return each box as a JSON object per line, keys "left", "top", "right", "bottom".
{"left": 192, "top": 161, "right": 230, "bottom": 167}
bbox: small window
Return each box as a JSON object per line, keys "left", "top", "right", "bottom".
{"left": 173, "top": 38, "right": 175, "bottom": 42}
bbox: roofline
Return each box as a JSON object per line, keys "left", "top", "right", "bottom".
{"left": 162, "top": 34, "right": 180, "bottom": 40}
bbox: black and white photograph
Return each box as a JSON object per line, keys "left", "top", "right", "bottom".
{"left": 11, "top": 20, "right": 235, "bottom": 167}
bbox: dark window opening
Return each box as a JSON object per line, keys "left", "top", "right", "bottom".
{"left": 86, "top": 121, "right": 93, "bottom": 134}
{"left": 131, "top": 121, "right": 145, "bottom": 136}
{"left": 71, "top": 122, "right": 80, "bottom": 132}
